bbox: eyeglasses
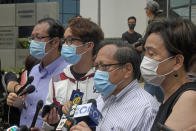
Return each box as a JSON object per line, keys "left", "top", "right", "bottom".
{"left": 61, "top": 37, "right": 83, "bottom": 46}
{"left": 28, "top": 36, "right": 50, "bottom": 41}
{"left": 93, "top": 63, "right": 125, "bottom": 71}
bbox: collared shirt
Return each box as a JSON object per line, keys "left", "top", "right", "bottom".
{"left": 96, "top": 80, "right": 160, "bottom": 131}
{"left": 20, "top": 56, "right": 68, "bottom": 129}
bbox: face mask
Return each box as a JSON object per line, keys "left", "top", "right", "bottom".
{"left": 61, "top": 44, "right": 87, "bottom": 64}
{"left": 30, "top": 40, "right": 47, "bottom": 59}
{"left": 140, "top": 56, "right": 174, "bottom": 86}
{"left": 94, "top": 68, "right": 122, "bottom": 97}
{"left": 128, "top": 24, "right": 136, "bottom": 30}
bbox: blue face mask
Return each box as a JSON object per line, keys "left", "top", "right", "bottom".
{"left": 94, "top": 68, "right": 122, "bottom": 97}
{"left": 30, "top": 40, "right": 46, "bottom": 59}
{"left": 61, "top": 44, "right": 87, "bottom": 64}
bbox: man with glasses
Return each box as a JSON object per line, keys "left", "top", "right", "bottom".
{"left": 42, "top": 17, "right": 104, "bottom": 130}
{"left": 6, "top": 18, "right": 68, "bottom": 129}
{"left": 69, "top": 40, "right": 159, "bottom": 131}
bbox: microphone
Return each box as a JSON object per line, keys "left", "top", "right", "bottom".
{"left": 73, "top": 99, "right": 101, "bottom": 127}
{"left": 158, "top": 122, "right": 174, "bottom": 131}
{"left": 20, "top": 70, "right": 28, "bottom": 86}
{"left": 56, "top": 93, "right": 83, "bottom": 131}
{"left": 16, "top": 76, "right": 34, "bottom": 95}
{"left": 6, "top": 126, "right": 18, "bottom": 131}
{"left": 4, "top": 72, "right": 18, "bottom": 86}
{"left": 69, "top": 89, "right": 84, "bottom": 101}
{"left": 30, "top": 100, "right": 44, "bottom": 128}
{"left": 6, "top": 125, "right": 30, "bottom": 131}
{"left": 19, "top": 85, "right": 35, "bottom": 96}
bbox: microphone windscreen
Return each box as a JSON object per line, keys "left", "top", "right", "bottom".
{"left": 19, "top": 85, "right": 35, "bottom": 96}
{"left": 26, "top": 85, "right": 35, "bottom": 94}
{"left": 17, "top": 125, "right": 29, "bottom": 131}
{"left": 4, "top": 72, "right": 17, "bottom": 85}
{"left": 27, "top": 76, "right": 34, "bottom": 83}
{"left": 37, "top": 100, "right": 44, "bottom": 110}
{"left": 87, "top": 99, "right": 97, "bottom": 107}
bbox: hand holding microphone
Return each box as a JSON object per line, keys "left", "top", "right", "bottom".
{"left": 42, "top": 106, "right": 60, "bottom": 125}
{"left": 7, "top": 85, "right": 35, "bottom": 108}
{"left": 16, "top": 76, "right": 34, "bottom": 95}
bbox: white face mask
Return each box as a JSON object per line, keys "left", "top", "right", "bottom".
{"left": 140, "top": 56, "right": 174, "bottom": 86}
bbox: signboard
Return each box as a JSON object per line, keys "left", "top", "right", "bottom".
{"left": 0, "top": 27, "right": 18, "bottom": 49}
{"left": 0, "top": 4, "right": 15, "bottom": 26}
{"left": 16, "top": 3, "right": 36, "bottom": 26}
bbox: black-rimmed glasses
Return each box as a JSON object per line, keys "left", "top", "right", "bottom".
{"left": 28, "top": 36, "right": 50, "bottom": 41}
{"left": 93, "top": 63, "right": 125, "bottom": 71}
{"left": 61, "top": 37, "right": 83, "bottom": 46}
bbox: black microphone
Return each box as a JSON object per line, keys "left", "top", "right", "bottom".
{"left": 19, "top": 85, "right": 35, "bottom": 96}
{"left": 30, "top": 100, "right": 44, "bottom": 128}
{"left": 16, "top": 76, "right": 34, "bottom": 95}
{"left": 87, "top": 99, "right": 97, "bottom": 107}
{"left": 17, "top": 125, "right": 30, "bottom": 131}
{"left": 4, "top": 72, "right": 17, "bottom": 85}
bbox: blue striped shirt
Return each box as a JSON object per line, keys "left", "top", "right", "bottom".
{"left": 96, "top": 80, "right": 160, "bottom": 131}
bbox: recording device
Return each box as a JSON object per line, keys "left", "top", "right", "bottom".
{"left": 73, "top": 99, "right": 101, "bottom": 127}
{"left": 16, "top": 76, "right": 34, "bottom": 95}
{"left": 158, "top": 122, "right": 174, "bottom": 131}
{"left": 134, "top": 37, "right": 145, "bottom": 48}
{"left": 30, "top": 100, "right": 44, "bottom": 128}
{"left": 19, "top": 85, "right": 35, "bottom": 96}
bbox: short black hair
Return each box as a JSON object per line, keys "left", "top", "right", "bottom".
{"left": 128, "top": 16, "right": 136, "bottom": 22}
{"left": 96, "top": 40, "right": 141, "bottom": 80}
{"left": 37, "top": 17, "right": 64, "bottom": 38}
{"left": 37, "top": 17, "right": 65, "bottom": 50}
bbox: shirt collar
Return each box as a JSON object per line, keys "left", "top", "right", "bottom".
{"left": 39, "top": 56, "right": 64, "bottom": 75}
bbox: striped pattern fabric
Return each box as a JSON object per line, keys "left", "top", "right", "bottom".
{"left": 96, "top": 80, "right": 160, "bottom": 131}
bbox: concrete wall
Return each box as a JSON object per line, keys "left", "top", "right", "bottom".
{"left": 0, "top": 2, "right": 59, "bottom": 69}
{"left": 80, "top": 0, "right": 148, "bottom": 38}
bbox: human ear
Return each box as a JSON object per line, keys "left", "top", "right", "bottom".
{"left": 123, "top": 63, "right": 133, "bottom": 79}
{"left": 173, "top": 54, "right": 184, "bottom": 71}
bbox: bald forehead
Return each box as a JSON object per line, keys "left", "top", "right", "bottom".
{"left": 95, "top": 44, "right": 119, "bottom": 63}
{"left": 32, "top": 22, "right": 50, "bottom": 35}
{"left": 99, "top": 44, "right": 118, "bottom": 57}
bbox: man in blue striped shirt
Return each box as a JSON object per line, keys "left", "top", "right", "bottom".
{"left": 70, "top": 40, "right": 160, "bottom": 131}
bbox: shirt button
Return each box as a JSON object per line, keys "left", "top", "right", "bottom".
{"left": 36, "top": 90, "right": 38, "bottom": 93}
{"left": 24, "top": 117, "right": 27, "bottom": 119}
{"left": 30, "top": 104, "right": 32, "bottom": 106}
